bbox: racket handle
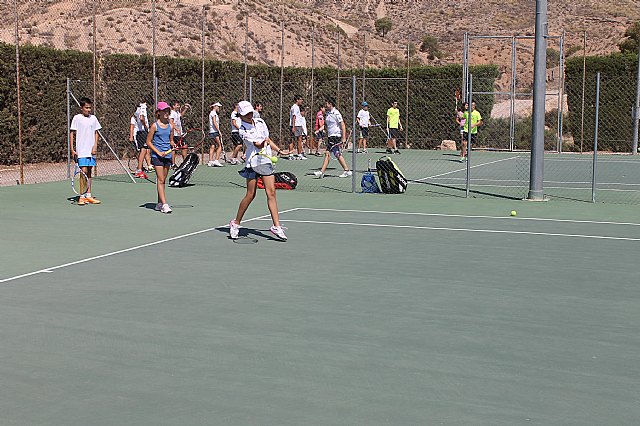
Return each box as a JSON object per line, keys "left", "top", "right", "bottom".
{"left": 163, "top": 149, "right": 172, "bottom": 155}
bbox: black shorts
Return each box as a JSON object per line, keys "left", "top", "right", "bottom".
{"left": 151, "top": 155, "right": 172, "bottom": 167}
{"left": 359, "top": 127, "right": 369, "bottom": 139}
{"left": 326, "top": 136, "right": 343, "bottom": 158}
{"left": 231, "top": 132, "right": 243, "bottom": 147}
{"left": 135, "top": 131, "right": 149, "bottom": 151}
{"left": 389, "top": 128, "right": 400, "bottom": 140}
{"left": 315, "top": 130, "right": 325, "bottom": 140}
{"left": 462, "top": 132, "right": 478, "bottom": 145}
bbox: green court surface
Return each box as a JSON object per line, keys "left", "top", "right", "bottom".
{"left": 1, "top": 179, "right": 640, "bottom": 425}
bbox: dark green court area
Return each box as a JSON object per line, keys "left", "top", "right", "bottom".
{"left": 1, "top": 180, "right": 639, "bottom": 425}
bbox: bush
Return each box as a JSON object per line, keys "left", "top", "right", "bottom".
{"left": 374, "top": 17, "right": 392, "bottom": 37}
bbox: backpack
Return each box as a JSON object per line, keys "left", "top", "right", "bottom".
{"left": 361, "top": 172, "right": 381, "bottom": 193}
{"left": 257, "top": 171, "right": 298, "bottom": 190}
{"left": 376, "top": 156, "right": 407, "bottom": 194}
{"left": 169, "top": 153, "right": 199, "bottom": 187}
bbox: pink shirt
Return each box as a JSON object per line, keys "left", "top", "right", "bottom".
{"left": 315, "top": 110, "right": 324, "bottom": 131}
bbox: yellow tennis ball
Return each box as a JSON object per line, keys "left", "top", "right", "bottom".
{"left": 510, "top": 210, "right": 517, "bottom": 217}
{"left": 271, "top": 156, "right": 278, "bottom": 164}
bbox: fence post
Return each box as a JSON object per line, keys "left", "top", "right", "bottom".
{"left": 405, "top": 43, "right": 410, "bottom": 149}
{"left": 279, "top": 21, "right": 284, "bottom": 146}
{"left": 466, "top": 74, "right": 473, "bottom": 198}
{"left": 556, "top": 31, "right": 565, "bottom": 153}
{"left": 13, "top": 0, "right": 23, "bottom": 184}
{"left": 352, "top": 75, "right": 357, "bottom": 193}
{"left": 592, "top": 72, "right": 600, "bottom": 203}
{"left": 362, "top": 32, "right": 366, "bottom": 102}
{"left": 243, "top": 14, "right": 248, "bottom": 99}
{"left": 632, "top": 42, "right": 640, "bottom": 154}
{"left": 67, "top": 78, "right": 71, "bottom": 179}
{"left": 249, "top": 77, "right": 253, "bottom": 104}
{"left": 580, "top": 31, "right": 586, "bottom": 153}
{"left": 152, "top": 0, "right": 157, "bottom": 107}
{"left": 509, "top": 36, "right": 516, "bottom": 151}
{"left": 201, "top": 6, "right": 206, "bottom": 162}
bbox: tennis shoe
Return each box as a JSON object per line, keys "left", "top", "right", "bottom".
{"left": 459, "top": 156, "right": 467, "bottom": 163}
{"left": 229, "top": 219, "right": 239, "bottom": 239}
{"left": 212, "top": 160, "right": 224, "bottom": 167}
{"left": 85, "top": 196, "right": 101, "bottom": 204}
{"left": 299, "top": 154, "right": 308, "bottom": 160}
{"left": 161, "top": 203, "right": 172, "bottom": 214}
{"left": 134, "top": 170, "right": 148, "bottom": 179}
{"left": 270, "top": 225, "right": 287, "bottom": 241}
{"left": 77, "top": 197, "right": 87, "bottom": 206}
{"left": 338, "top": 170, "right": 353, "bottom": 178}
{"left": 144, "top": 166, "right": 155, "bottom": 173}
{"left": 155, "top": 202, "right": 162, "bottom": 211}
{"left": 386, "top": 148, "right": 393, "bottom": 154}
{"left": 313, "top": 171, "right": 324, "bottom": 178}
{"left": 363, "top": 148, "right": 368, "bottom": 153}
{"left": 394, "top": 149, "right": 401, "bottom": 154}
{"left": 207, "top": 161, "right": 215, "bottom": 167}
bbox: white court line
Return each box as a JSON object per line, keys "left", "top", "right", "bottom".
{"left": 265, "top": 218, "right": 640, "bottom": 242}
{"left": 429, "top": 177, "right": 640, "bottom": 187}
{"left": 291, "top": 207, "right": 640, "bottom": 227}
{"left": 414, "top": 156, "right": 521, "bottom": 182}
{"left": 546, "top": 158, "right": 640, "bottom": 164}
{"left": 0, "top": 208, "right": 300, "bottom": 284}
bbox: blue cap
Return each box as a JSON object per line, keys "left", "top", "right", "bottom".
{"left": 361, "top": 101, "right": 369, "bottom": 107}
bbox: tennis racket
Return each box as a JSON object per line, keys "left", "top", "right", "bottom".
{"left": 163, "top": 128, "right": 205, "bottom": 165}
{"left": 71, "top": 156, "right": 89, "bottom": 198}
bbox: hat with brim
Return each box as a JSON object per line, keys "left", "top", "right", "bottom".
{"left": 237, "top": 101, "right": 255, "bottom": 116}
{"left": 157, "top": 101, "right": 171, "bottom": 110}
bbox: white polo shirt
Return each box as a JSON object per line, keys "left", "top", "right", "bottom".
{"left": 135, "top": 104, "right": 148, "bottom": 132}
{"left": 170, "top": 109, "right": 182, "bottom": 136}
{"left": 290, "top": 104, "right": 303, "bottom": 126}
{"left": 231, "top": 110, "right": 240, "bottom": 133}
{"left": 209, "top": 110, "right": 219, "bottom": 134}
{"left": 239, "top": 118, "right": 271, "bottom": 168}
{"left": 325, "top": 107, "right": 343, "bottom": 138}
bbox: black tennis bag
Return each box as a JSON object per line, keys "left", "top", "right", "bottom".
{"left": 376, "top": 156, "right": 407, "bottom": 194}
{"left": 257, "top": 171, "right": 298, "bottom": 190}
{"left": 169, "top": 153, "right": 199, "bottom": 187}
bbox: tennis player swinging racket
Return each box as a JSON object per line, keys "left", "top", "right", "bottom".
{"left": 229, "top": 101, "right": 288, "bottom": 241}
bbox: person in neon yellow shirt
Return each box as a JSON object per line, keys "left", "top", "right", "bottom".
{"left": 461, "top": 102, "right": 483, "bottom": 162}
{"left": 386, "top": 101, "right": 403, "bottom": 154}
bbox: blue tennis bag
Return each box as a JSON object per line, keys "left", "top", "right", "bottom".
{"left": 361, "top": 172, "right": 381, "bottom": 193}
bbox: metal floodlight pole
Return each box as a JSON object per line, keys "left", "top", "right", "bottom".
{"left": 557, "top": 31, "right": 566, "bottom": 153}
{"left": 592, "top": 73, "right": 600, "bottom": 203}
{"left": 527, "top": 0, "right": 548, "bottom": 201}
{"left": 311, "top": 23, "right": 315, "bottom": 117}
{"left": 352, "top": 75, "right": 357, "bottom": 193}
{"left": 509, "top": 36, "right": 517, "bottom": 151}
{"left": 243, "top": 14, "right": 248, "bottom": 99}
{"left": 14, "top": 0, "right": 23, "bottom": 184}
{"left": 152, "top": 0, "right": 157, "bottom": 107}
{"left": 632, "top": 42, "right": 640, "bottom": 154}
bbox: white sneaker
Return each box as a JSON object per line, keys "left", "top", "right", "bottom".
{"left": 357, "top": 148, "right": 362, "bottom": 153}
{"left": 229, "top": 219, "right": 239, "bottom": 239}
{"left": 313, "top": 170, "right": 324, "bottom": 178}
{"left": 298, "top": 154, "right": 308, "bottom": 160}
{"left": 229, "top": 159, "right": 239, "bottom": 165}
{"left": 363, "top": 149, "right": 368, "bottom": 153}
{"left": 212, "top": 160, "right": 224, "bottom": 167}
{"left": 270, "top": 225, "right": 287, "bottom": 241}
{"left": 154, "top": 202, "right": 162, "bottom": 211}
{"left": 207, "top": 161, "right": 215, "bottom": 167}
{"left": 338, "top": 170, "right": 353, "bottom": 178}
{"left": 161, "top": 203, "right": 172, "bottom": 214}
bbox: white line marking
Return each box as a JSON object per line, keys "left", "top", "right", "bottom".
{"left": 268, "top": 218, "right": 640, "bottom": 242}
{"left": 414, "top": 156, "right": 521, "bottom": 181}
{"left": 0, "top": 208, "right": 300, "bottom": 284}
{"left": 546, "top": 158, "right": 640, "bottom": 164}
{"left": 291, "top": 207, "right": 640, "bottom": 227}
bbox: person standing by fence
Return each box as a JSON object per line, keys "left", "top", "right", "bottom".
{"left": 386, "top": 100, "right": 403, "bottom": 154}
{"left": 461, "top": 102, "right": 483, "bottom": 163}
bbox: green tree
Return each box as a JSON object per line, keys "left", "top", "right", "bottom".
{"left": 420, "top": 35, "right": 441, "bottom": 59}
{"left": 374, "top": 17, "right": 392, "bottom": 38}
{"left": 618, "top": 21, "right": 640, "bottom": 53}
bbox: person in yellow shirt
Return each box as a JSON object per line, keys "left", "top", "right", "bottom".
{"left": 386, "top": 101, "right": 403, "bottom": 154}
{"left": 461, "top": 102, "right": 483, "bottom": 162}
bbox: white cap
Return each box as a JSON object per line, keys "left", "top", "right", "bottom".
{"left": 211, "top": 102, "right": 222, "bottom": 107}
{"left": 237, "top": 100, "right": 255, "bottom": 116}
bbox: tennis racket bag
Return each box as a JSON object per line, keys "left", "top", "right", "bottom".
{"left": 361, "top": 172, "right": 381, "bottom": 193}
{"left": 257, "top": 171, "right": 298, "bottom": 190}
{"left": 376, "top": 156, "right": 407, "bottom": 194}
{"left": 169, "top": 153, "right": 199, "bottom": 187}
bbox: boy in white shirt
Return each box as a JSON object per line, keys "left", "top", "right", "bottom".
{"left": 356, "top": 101, "right": 371, "bottom": 153}
{"left": 288, "top": 95, "right": 307, "bottom": 160}
{"left": 70, "top": 97, "right": 102, "bottom": 205}
{"left": 207, "top": 102, "right": 224, "bottom": 167}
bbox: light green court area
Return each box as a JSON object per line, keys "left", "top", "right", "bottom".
{"left": 1, "top": 179, "right": 639, "bottom": 425}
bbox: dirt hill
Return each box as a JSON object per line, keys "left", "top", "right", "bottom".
{"left": 4, "top": 0, "right": 639, "bottom": 89}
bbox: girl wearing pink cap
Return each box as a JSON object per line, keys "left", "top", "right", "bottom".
{"left": 146, "top": 101, "right": 175, "bottom": 213}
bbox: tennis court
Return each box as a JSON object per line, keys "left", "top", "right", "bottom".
{"left": 1, "top": 180, "right": 640, "bottom": 425}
